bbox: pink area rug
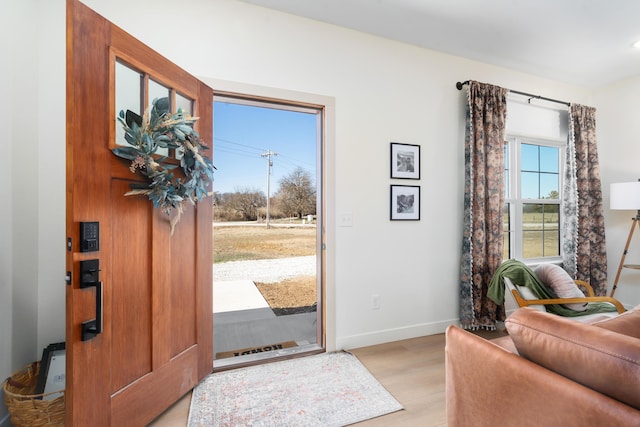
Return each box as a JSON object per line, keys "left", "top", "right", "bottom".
{"left": 188, "top": 351, "right": 403, "bottom": 426}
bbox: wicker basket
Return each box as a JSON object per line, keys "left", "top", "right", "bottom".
{"left": 2, "top": 362, "right": 65, "bottom": 427}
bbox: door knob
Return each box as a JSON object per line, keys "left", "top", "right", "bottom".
{"left": 81, "top": 281, "right": 103, "bottom": 341}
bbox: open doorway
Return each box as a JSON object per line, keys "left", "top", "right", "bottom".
{"left": 212, "top": 94, "right": 324, "bottom": 368}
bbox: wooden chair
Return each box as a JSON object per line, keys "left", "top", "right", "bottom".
{"left": 504, "top": 276, "right": 625, "bottom": 322}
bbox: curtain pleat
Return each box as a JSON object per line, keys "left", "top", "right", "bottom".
{"left": 564, "top": 104, "right": 608, "bottom": 293}
{"left": 459, "top": 81, "right": 508, "bottom": 330}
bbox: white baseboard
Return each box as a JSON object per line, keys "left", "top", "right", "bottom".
{"left": 337, "top": 318, "right": 458, "bottom": 350}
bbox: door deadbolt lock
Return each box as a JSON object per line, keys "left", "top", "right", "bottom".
{"left": 79, "top": 259, "right": 100, "bottom": 289}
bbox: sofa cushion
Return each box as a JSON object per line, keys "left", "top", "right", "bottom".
{"left": 534, "top": 264, "right": 587, "bottom": 311}
{"left": 594, "top": 304, "right": 640, "bottom": 339}
{"left": 490, "top": 335, "right": 519, "bottom": 355}
{"left": 505, "top": 307, "right": 640, "bottom": 410}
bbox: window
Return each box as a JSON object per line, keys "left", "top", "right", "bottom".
{"left": 503, "top": 100, "right": 568, "bottom": 262}
{"left": 504, "top": 138, "right": 563, "bottom": 261}
{"left": 114, "top": 59, "right": 194, "bottom": 159}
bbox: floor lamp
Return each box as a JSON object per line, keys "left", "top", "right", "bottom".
{"left": 610, "top": 181, "right": 640, "bottom": 297}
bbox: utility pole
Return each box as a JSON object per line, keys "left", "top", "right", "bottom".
{"left": 261, "top": 150, "right": 278, "bottom": 229}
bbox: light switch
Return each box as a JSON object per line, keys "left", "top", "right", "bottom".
{"left": 340, "top": 212, "right": 353, "bottom": 227}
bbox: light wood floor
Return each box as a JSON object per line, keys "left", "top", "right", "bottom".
{"left": 148, "top": 330, "right": 506, "bottom": 427}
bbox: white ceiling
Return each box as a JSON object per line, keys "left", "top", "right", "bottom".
{"left": 239, "top": 0, "right": 640, "bottom": 89}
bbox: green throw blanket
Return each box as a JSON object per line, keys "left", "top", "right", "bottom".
{"left": 488, "top": 259, "right": 617, "bottom": 317}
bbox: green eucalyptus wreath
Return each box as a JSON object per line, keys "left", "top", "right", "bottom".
{"left": 112, "top": 97, "right": 215, "bottom": 232}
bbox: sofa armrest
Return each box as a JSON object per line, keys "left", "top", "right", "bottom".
{"left": 445, "top": 325, "right": 639, "bottom": 427}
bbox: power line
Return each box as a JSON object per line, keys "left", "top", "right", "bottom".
{"left": 214, "top": 137, "right": 266, "bottom": 153}
{"left": 214, "top": 146, "right": 263, "bottom": 158}
{"left": 277, "top": 153, "right": 315, "bottom": 169}
{"left": 216, "top": 139, "right": 314, "bottom": 173}
{"left": 215, "top": 136, "right": 314, "bottom": 167}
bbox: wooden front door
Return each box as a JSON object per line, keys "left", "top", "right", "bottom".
{"left": 65, "top": 1, "right": 213, "bottom": 425}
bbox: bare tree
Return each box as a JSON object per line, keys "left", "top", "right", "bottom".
{"left": 223, "top": 187, "right": 266, "bottom": 221}
{"left": 274, "top": 167, "right": 316, "bottom": 219}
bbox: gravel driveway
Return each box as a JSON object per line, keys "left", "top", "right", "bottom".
{"left": 214, "top": 255, "right": 316, "bottom": 283}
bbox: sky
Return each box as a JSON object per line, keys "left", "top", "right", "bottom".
{"left": 505, "top": 142, "right": 560, "bottom": 200}
{"left": 519, "top": 143, "right": 559, "bottom": 199}
{"left": 212, "top": 101, "right": 318, "bottom": 195}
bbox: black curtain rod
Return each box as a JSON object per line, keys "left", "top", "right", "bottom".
{"left": 456, "top": 80, "right": 570, "bottom": 107}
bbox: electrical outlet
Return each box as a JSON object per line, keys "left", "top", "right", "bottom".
{"left": 371, "top": 294, "right": 380, "bottom": 310}
{"left": 340, "top": 212, "right": 353, "bottom": 227}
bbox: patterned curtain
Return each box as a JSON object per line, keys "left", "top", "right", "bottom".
{"left": 459, "top": 81, "right": 508, "bottom": 330}
{"left": 561, "top": 104, "right": 608, "bottom": 294}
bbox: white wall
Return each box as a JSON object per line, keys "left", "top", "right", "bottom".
{"left": 79, "top": 0, "right": 597, "bottom": 349}
{"left": 9, "top": 0, "right": 39, "bottom": 367}
{"left": 36, "top": 0, "right": 66, "bottom": 354}
{"left": 1, "top": 2, "right": 65, "bottom": 424}
{"left": 0, "top": 3, "right": 16, "bottom": 423}
{"left": 596, "top": 77, "right": 640, "bottom": 306}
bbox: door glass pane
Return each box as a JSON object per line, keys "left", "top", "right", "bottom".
{"left": 148, "top": 79, "right": 170, "bottom": 106}
{"left": 115, "top": 61, "right": 143, "bottom": 146}
{"left": 175, "top": 93, "right": 193, "bottom": 159}
{"left": 148, "top": 80, "right": 170, "bottom": 156}
{"left": 176, "top": 93, "right": 193, "bottom": 115}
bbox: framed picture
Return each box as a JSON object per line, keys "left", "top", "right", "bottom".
{"left": 35, "top": 342, "right": 65, "bottom": 399}
{"left": 390, "top": 185, "right": 420, "bottom": 220}
{"left": 390, "top": 142, "right": 420, "bottom": 179}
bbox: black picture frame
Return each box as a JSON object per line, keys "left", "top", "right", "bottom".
{"left": 390, "top": 142, "right": 420, "bottom": 179}
{"left": 35, "top": 342, "right": 65, "bottom": 398}
{"left": 390, "top": 185, "right": 420, "bottom": 220}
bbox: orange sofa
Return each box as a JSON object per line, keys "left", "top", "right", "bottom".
{"left": 445, "top": 306, "right": 640, "bottom": 426}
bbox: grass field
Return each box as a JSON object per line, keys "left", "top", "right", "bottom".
{"left": 213, "top": 225, "right": 316, "bottom": 263}
{"left": 503, "top": 210, "right": 560, "bottom": 259}
{"left": 214, "top": 225, "right": 317, "bottom": 309}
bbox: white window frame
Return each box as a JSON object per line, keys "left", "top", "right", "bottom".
{"left": 504, "top": 136, "right": 565, "bottom": 263}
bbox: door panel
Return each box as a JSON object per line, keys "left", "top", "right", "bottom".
{"left": 110, "top": 349, "right": 198, "bottom": 426}
{"left": 66, "top": 1, "right": 213, "bottom": 425}
{"left": 110, "top": 179, "right": 153, "bottom": 392}
{"left": 170, "top": 207, "right": 198, "bottom": 356}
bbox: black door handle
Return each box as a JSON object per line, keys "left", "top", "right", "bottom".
{"left": 81, "top": 281, "right": 103, "bottom": 341}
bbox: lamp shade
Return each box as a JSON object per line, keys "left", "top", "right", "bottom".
{"left": 610, "top": 181, "right": 640, "bottom": 210}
